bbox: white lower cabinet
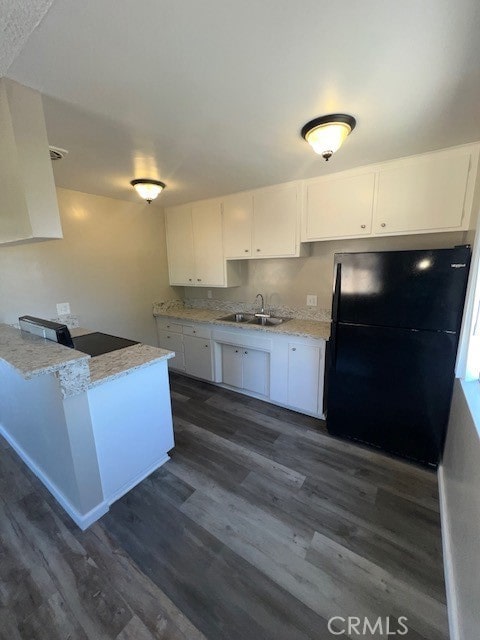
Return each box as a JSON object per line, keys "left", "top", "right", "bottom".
{"left": 286, "top": 342, "right": 324, "bottom": 414}
{"left": 221, "top": 344, "right": 269, "bottom": 396}
{"left": 270, "top": 335, "right": 326, "bottom": 417}
{"left": 156, "top": 317, "right": 326, "bottom": 417}
{"left": 184, "top": 335, "right": 214, "bottom": 381}
{"left": 156, "top": 318, "right": 215, "bottom": 379}
{"left": 156, "top": 329, "right": 185, "bottom": 371}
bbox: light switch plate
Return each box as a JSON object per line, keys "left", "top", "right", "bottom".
{"left": 306, "top": 294, "right": 317, "bottom": 307}
{"left": 56, "top": 302, "right": 71, "bottom": 315}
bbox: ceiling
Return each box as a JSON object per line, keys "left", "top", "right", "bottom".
{"left": 5, "top": 0, "right": 480, "bottom": 207}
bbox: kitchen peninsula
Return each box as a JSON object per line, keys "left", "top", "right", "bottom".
{"left": 0, "top": 324, "right": 175, "bottom": 529}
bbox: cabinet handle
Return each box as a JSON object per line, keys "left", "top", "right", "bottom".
{"left": 292, "top": 347, "right": 296, "bottom": 351}
{"left": 381, "top": 223, "right": 386, "bottom": 228}
{"left": 360, "top": 224, "right": 366, "bottom": 229}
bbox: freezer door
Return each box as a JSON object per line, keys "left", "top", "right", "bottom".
{"left": 327, "top": 323, "right": 458, "bottom": 466}
{"left": 333, "top": 247, "right": 470, "bottom": 331}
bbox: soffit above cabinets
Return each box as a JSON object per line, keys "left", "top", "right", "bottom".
{"left": 0, "top": 78, "right": 62, "bottom": 245}
{"left": 5, "top": 0, "right": 480, "bottom": 207}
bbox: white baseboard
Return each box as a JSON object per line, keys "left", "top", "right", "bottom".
{"left": 104, "top": 453, "right": 171, "bottom": 505}
{"left": 438, "top": 463, "right": 460, "bottom": 640}
{"left": 0, "top": 425, "right": 109, "bottom": 530}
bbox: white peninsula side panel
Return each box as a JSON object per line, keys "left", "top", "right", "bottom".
{"left": 87, "top": 359, "right": 174, "bottom": 504}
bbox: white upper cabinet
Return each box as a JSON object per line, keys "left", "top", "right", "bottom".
{"left": 0, "top": 79, "right": 62, "bottom": 245}
{"left": 304, "top": 171, "right": 375, "bottom": 241}
{"left": 373, "top": 147, "right": 475, "bottom": 235}
{"left": 191, "top": 201, "right": 225, "bottom": 285}
{"left": 165, "top": 204, "right": 196, "bottom": 285}
{"left": 222, "top": 192, "right": 254, "bottom": 258}
{"left": 302, "top": 144, "right": 478, "bottom": 242}
{"left": 223, "top": 182, "right": 305, "bottom": 259}
{"left": 253, "top": 183, "right": 300, "bottom": 257}
{"left": 165, "top": 200, "right": 242, "bottom": 287}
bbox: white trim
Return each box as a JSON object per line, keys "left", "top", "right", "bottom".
{"left": 104, "top": 454, "right": 170, "bottom": 505}
{"left": 438, "top": 464, "right": 460, "bottom": 640}
{"left": 0, "top": 424, "right": 109, "bottom": 530}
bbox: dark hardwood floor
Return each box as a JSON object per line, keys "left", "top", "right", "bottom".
{"left": 0, "top": 373, "right": 448, "bottom": 639}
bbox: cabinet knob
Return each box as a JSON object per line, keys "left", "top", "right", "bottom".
{"left": 244, "top": 350, "right": 248, "bottom": 355}
{"left": 188, "top": 278, "right": 193, "bottom": 282}
{"left": 381, "top": 223, "right": 386, "bottom": 228}
{"left": 167, "top": 335, "right": 171, "bottom": 338}
{"left": 197, "top": 278, "right": 202, "bottom": 282}
{"left": 292, "top": 347, "right": 296, "bottom": 351}
{"left": 193, "top": 330, "right": 196, "bottom": 334}
{"left": 256, "top": 248, "right": 261, "bottom": 252}
{"left": 244, "top": 249, "right": 249, "bottom": 253}
{"left": 205, "top": 344, "right": 208, "bottom": 348}
{"left": 360, "top": 224, "right": 366, "bottom": 229}
{"left": 235, "top": 349, "right": 239, "bottom": 353}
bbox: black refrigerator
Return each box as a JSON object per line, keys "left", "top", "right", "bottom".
{"left": 326, "top": 246, "right": 471, "bottom": 468}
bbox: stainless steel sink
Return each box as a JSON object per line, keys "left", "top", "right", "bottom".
{"left": 248, "top": 316, "right": 291, "bottom": 326}
{"left": 217, "top": 313, "right": 255, "bottom": 323}
{"left": 217, "top": 313, "right": 291, "bottom": 327}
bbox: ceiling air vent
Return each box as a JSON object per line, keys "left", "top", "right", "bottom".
{"left": 49, "top": 145, "right": 68, "bottom": 161}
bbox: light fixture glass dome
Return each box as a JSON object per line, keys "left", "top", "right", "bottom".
{"left": 130, "top": 178, "right": 166, "bottom": 203}
{"left": 301, "top": 114, "right": 356, "bottom": 161}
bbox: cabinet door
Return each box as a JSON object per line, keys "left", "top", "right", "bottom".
{"left": 165, "top": 205, "right": 195, "bottom": 285}
{"left": 374, "top": 152, "right": 471, "bottom": 234}
{"left": 156, "top": 330, "right": 185, "bottom": 371}
{"left": 221, "top": 344, "right": 244, "bottom": 388}
{"left": 305, "top": 172, "right": 374, "bottom": 240}
{"left": 287, "top": 343, "right": 320, "bottom": 414}
{"left": 243, "top": 348, "right": 269, "bottom": 396}
{"left": 253, "top": 184, "right": 298, "bottom": 257}
{"left": 191, "top": 201, "right": 225, "bottom": 286}
{"left": 222, "top": 192, "right": 254, "bottom": 258}
{"left": 184, "top": 335, "right": 214, "bottom": 381}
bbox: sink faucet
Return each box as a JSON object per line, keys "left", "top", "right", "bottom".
{"left": 255, "top": 293, "right": 266, "bottom": 315}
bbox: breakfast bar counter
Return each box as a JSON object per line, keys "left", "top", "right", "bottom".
{"left": 0, "top": 323, "right": 175, "bottom": 529}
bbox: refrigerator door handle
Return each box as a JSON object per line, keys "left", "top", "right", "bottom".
{"left": 332, "top": 262, "right": 342, "bottom": 322}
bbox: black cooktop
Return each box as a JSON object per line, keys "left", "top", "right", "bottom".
{"left": 72, "top": 332, "right": 139, "bottom": 357}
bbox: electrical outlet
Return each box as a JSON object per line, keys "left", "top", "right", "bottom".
{"left": 56, "top": 302, "right": 71, "bottom": 316}
{"left": 207, "top": 290, "right": 213, "bottom": 299}
{"left": 306, "top": 294, "right": 317, "bottom": 307}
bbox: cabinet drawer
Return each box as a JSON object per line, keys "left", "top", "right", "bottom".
{"left": 156, "top": 318, "right": 184, "bottom": 333}
{"left": 183, "top": 324, "right": 212, "bottom": 339}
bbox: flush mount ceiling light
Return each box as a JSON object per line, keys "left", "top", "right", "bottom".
{"left": 130, "top": 178, "right": 166, "bottom": 204}
{"left": 301, "top": 113, "right": 356, "bottom": 161}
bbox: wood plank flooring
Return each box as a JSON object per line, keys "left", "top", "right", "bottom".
{"left": 0, "top": 373, "right": 448, "bottom": 639}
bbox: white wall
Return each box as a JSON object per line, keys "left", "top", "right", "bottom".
{"left": 185, "top": 231, "right": 469, "bottom": 310}
{"left": 440, "top": 380, "right": 480, "bottom": 640}
{"left": 0, "top": 187, "right": 178, "bottom": 344}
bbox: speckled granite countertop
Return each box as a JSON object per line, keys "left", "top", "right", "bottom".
{"left": 153, "top": 308, "right": 331, "bottom": 340}
{"left": 87, "top": 343, "right": 173, "bottom": 388}
{"left": 0, "top": 324, "right": 174, "bottom": 397}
